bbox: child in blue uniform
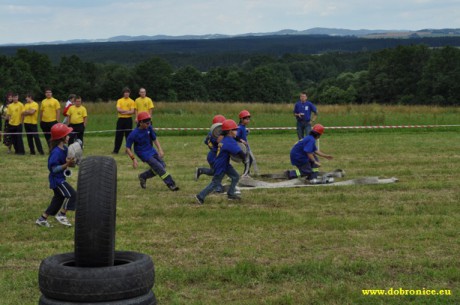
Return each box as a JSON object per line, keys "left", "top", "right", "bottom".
{"left": 195, "top": 119, "right": 246, "bottom": 204}
{"left": 35, "top": 123, "right": 76, "bottom": 227}
{"left": 236, "top": 110, "right": 254, "bottom": 175}
{"left": 286, "top": 124, "right": 333, "bottom": 183}
{"left": 126, "top": 112, "right": 179, "bottom": 191}
{"left": 195, "top": 114, "right": 226, "bottom": 192}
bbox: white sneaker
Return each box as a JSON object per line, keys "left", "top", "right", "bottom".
{"left": 36, "top": 218, "right": 51, "bottom": 227}
{"left": 55, "top": 213, "right": 72, "bottom": 227}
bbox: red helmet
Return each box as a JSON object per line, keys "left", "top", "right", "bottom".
{"left": 221, "top": 119, "right": 238, "bottom": 131}
{"left": 51, "top": 123, "right": 73, "bottom": 140}
{"left": 238, "top": 110, "right": 251, "bottom": 119}
{"left": 212, "top": 114, "right": 226, "bottom": 124}
{"left": 312, "top": 124, "right": 325, "bottom": 135}
{"left": 137, "top": 111, "right": 151, "bottom": 122}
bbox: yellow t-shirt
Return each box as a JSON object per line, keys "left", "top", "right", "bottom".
{"left": 67, "top": 105, "right": 88, "bottom": 124}
{"left": 23, "top": 101, "right": 39, "bottom": 124}
{"left": 40, "top": 98, "right": 61, "bottom": 122}
{"left": 7, "top": 102, "right": 25, "bottom": 126}
{"left": 116, "top": 98, "right": 135, "bottom": 118}
{"left": 135, "top": 97, "right": 154, "bottom": 113}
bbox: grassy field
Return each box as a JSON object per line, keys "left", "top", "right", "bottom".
{"left": 0, "top": 103, "right": 459, "bottom": 304}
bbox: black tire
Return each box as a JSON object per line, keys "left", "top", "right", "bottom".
{"left": 75, "top": 156, "right": 117, "bottom": 267}
{"left": 39, "top": 291, "right": 157, "bottom": 305}
{"left": 39, "top": 251, "right": 155, "bottom": 302}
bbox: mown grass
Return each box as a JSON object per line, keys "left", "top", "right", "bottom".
{"left": 0, "top": 103, "right": 459, "bottom": 304}
{"left": 85, "top": 102, "right": 460, "bottom": 136}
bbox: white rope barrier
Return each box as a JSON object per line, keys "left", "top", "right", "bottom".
{"left": 1, "top": 124, "right": 459, "bottom": 135}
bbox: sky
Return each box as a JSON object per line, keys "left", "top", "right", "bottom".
{"left": 0, "top": 0, "right": 459, "bottom": 45}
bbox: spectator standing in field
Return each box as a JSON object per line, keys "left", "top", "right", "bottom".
{"left": 62, "top": 94, "right": 76, "bottom": 124}
{"left": 126, "top": 111, "right": 179, "bottom": 191}
{"left": 35, "top": 123, "right": 76, "bottom": 228}
{"left": 23, "top": 93, "right": 45, "bottom": 155}
{"left": 40, "top": 88, "right": 61, "bottom": 147}
{"left": 1, "top": 93, "right": 13, "bottom": 153}
{"left": 113, "top": 87, "right": 135, "bottom": 154}
{"left": 134, "top": 88, "right": 154, "bottom": 124}
{"left": 6, "top": 93, "right": 25, "bottom": 155}
{"left": 293, "top": 92, "right": 317, "bottom": 140}
{"left": 195, "top": 119, "right": 245, "bottom": 204}
{"left": 66, "top": 95, "right": 87, "bottom": 145}
{"left": 286, "top": 124, "right": 333, "bottom": 184}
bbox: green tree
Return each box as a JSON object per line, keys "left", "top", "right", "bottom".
{"left": 56, "top": 55, "right": 99, "bottom": 100}
{"left": 99, "top": 64, "right": 136, "bottom": 100}
{"left": 418, "top": 46, "right": 460, "bottom": 105}
{"left": 171, "top": 66, "right": 207, "bottom": 101}
{"left": 133, "top": 57, "right": 173, "bottom": 101}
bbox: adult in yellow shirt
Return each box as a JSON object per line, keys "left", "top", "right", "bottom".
{"left": 112, "top": 87, "right": 135, "bottom": 154}
{"left": 66, "top": 95, "right": 88, "bottom": 145}
{"left": 6, "top": 93, "right": 25, "bottom": 155}
{"left": 23, "top": 93, "right": 44, "bottom": 155}
{"left": 134, "top": 88, "right": 154, "bottom": 123}
{"left": 40, "top": 88, "right": 61, "bottom": 147}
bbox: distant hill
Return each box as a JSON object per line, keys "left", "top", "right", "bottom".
{"left": 1, "top": 33, "right": 460, "bottom": 70}
{"left": 3, "top": 27, "right": 460, "bottom": 46}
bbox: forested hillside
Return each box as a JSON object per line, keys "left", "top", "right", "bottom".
{"left": 0, "top": 36, "right": 459, "bottom": 105}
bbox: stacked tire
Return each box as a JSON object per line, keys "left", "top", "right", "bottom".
{"left": 38, "top": 156, "right": 156, "bottom": 304}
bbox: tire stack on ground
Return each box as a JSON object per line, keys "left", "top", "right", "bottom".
{"left": 38, "top": 156, "right": 156, "bottom": 305}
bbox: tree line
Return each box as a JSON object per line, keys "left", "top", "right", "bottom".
{"left": 0, "top": 45, "right": 459, "bottom": 105}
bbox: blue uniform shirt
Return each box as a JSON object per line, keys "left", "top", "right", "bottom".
{"left": 290, "top": 135, "right": 317, "bottom": 166}
{"left": 126, "top": 125, "right": 158, "bottom": 162}
{"left": 236, "top": 124, "right": 248, "bottom": 142}
{"left": 48, "top": 145, "right": 68, "bottom": 189}
{"left": 293, "top": 101, "right": 317, "bottom": 122}
{"left": 213, "top": 136, "right": 242, "bottom": 176}
{"left": 204, "top": 132, "right": 219, "bottom": 165}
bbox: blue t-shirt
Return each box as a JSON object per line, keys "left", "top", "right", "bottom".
{"left": 293, "top": 101, "right": 317, "bottom": 122}
{"left": 48, "top": 145, "right": 68, "bottom": 189}
{"left": 126, "top": 125, "right": 158, "bottom": 162}
{"left": 290, "top": 135, "right": 317, "bottom": 166}
{"left": 204, "top": 132, "right": 219, "bottom": 165}
{"left": 213, "top": 136, "right": 242, "bottom": 175}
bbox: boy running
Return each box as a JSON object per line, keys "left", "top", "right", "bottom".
{"left": 126, "top": 112, "right": 179, "bottom": 191}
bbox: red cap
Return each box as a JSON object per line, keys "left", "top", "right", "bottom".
{"left": 221, "top": 119, "right": 238, "bottom": 131}
{"left": 51, "top": 123, "right": 73, "bottom": 140}
{"left": 212, "top": 114, "right": 226, "bottom": 124}
{"left": 137, "top": 111, "right": 151, "bottom": 122}
{"left": 312, "top": 124, "right": 325, "bottom": 135}
{"left": 239, "top": 110, "right": 251, "bottom": 119}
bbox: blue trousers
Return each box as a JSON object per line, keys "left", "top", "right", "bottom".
{"left": 197, "top": 166, "right": 239, "bottom": 201}
{"left": 296, "top": 120, "right": 312, "bottom": 140}
{"left": 140, "top": 154, "right": 175, "bottom": 187}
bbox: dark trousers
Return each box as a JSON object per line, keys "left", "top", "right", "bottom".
{"left": 296, "top": 120, "right": 312, "bottom": 140}
{"left": 45, "top": 181, "right": 77, "bottom": 216}
{"left": 113, "top": 118, "right": 132, "bottom": 153}
{"left": 24, "top": 123, "right": 44, "bottom": 154}
{"left": 139, "top": 154, "right": 176, "bottom": 188}
{"left": 8, "top": 124, "right": 25, "bottom": 155}
{"left": 287, "top": 159, "right": 319, "bottom": 180}
{"left": 40, "top": 121, "right": 58, "bottom": 148}
{"left": 69, "top": 123, "right": 85, "bottom": 145}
